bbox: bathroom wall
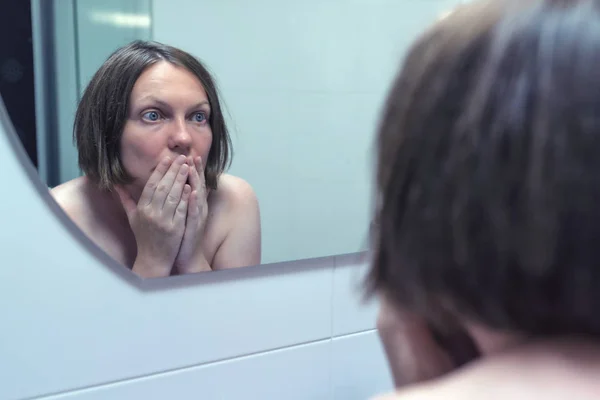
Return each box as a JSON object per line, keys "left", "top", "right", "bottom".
{"left": 0, "top": 115, "right": 392, "bottom": 398}
{"left": 0, "top": 1, "right": 466, "bottom": 399}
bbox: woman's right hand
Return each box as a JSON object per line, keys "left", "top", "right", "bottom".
{"left": 115, "top": 155, "right": 191, "bottom": 278}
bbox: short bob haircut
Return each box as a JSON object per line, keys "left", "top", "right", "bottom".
{"left": 368, "top": 0, "right": 600, "bottom": 338}
{"left": 74, "top": 40, "right": 231, "bottom": 191}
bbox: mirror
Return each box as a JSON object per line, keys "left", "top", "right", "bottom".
{"left": 2, "top": 0, "right": 460, "bottom": 277}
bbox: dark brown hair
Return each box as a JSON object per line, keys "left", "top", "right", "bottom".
{"left": 74, "top": 40, "right": 231, "bottom": 190}
{"left": 368, "top": 0, "right": 600, "bottom": 337}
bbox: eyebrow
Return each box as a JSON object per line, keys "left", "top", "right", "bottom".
{"left": 137, "top": 96, "right": 210, "bottom": 110}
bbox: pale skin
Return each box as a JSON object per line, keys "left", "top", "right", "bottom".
{"left": 371, "top": 294, "right": 600, "bottom": 399}
{"left": 51, "top": 61, "right": 261, "bottom": 277}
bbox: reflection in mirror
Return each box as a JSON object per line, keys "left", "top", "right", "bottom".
{"left": 5, "top": 0, "right": 448, "bottom": 277}
{"left": 50, "top": 41, "right": 262, "bottom": 278}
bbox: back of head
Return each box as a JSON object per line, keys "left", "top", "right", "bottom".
{"left": 369, "top": 0, "right": 600, "bottom": 338}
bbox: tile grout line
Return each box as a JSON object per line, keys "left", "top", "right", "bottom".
{"left": 23, "top": 336, "right": 336, "bottom": 400}
{"left": 24, "top": 329, "right": 378, "bottom": 400}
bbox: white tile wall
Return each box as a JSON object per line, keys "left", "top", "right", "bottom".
{"left": 37, "top": 340, "right": 333, "bottom": 400}
{"left": 331, "top": 331, "right": 394, "bottom": 400}
{"left": 332, "top": 254, "right": 378, "bottom": 336}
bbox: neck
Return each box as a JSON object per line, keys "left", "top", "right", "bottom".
{"left": 464, "top": 321, "right": 526, "bottom": 356}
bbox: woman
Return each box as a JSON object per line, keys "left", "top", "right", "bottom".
{"left": 368, "top": 0, "right": 600, "bottom": 398}
{"left": 51, "top": 41, "right": 261, "bottom": 278}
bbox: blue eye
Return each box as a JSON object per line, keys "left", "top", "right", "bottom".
{"left": 142, "top": 111, "right": 160, "bottom": 121}
{"left": 194, "top": 112, "right": 207, "bottom": 123}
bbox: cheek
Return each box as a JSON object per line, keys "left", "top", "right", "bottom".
{"left": 194, "top": 133, "right": 213, "bottom": 162}
{"left": 120, "top": 137, "right": 164, "bottom": 176}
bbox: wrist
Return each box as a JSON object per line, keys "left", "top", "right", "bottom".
{"left": 175, "top": 251, "right": 212, "bottom": 274}
{"left": 132, "top": 256, "right": 171, "bottom": 278}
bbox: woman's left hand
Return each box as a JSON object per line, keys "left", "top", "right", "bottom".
{"left": 173, "top": 156, "right": 211, "bottom": 273}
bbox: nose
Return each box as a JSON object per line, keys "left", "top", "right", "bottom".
{"left": 168, "top": 118, "right": 192, "bottom": 153}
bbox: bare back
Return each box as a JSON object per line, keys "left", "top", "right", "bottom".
{"left": 50, "top": 173, "right": 260, "bottom": 272}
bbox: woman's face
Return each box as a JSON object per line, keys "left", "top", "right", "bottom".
{"left": 120, "top": 61, "right": 213, "bottom": 198}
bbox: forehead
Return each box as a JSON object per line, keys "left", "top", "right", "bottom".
{"left": 130, "top": 61, "right": 208, "bottom": 101}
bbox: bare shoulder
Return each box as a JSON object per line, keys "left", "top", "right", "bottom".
{"left": 49, "top": 176, "right": 114, "bottom": 231}
{"left": 210, "top": 174, "right": 260, "bottom": 221}
{"left": 214, "top": 173, "right": 258, "bottom": 206}
{"left": 208, "top": 174, "right": 261, "bottom": 269}
{"left": 370, "top": 381, "right": 445, "bottom": 400}
{"left": 49, "top": 176, "right": 90, "bottom": 220}
{"left": 208, "top": 173, "right": 260, "bottom": 236}
{"left": 373, "top": 339, "right": 600, "bottom": 400}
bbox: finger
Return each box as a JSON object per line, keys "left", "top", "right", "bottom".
{"left": 187, "top": 156, "right": 202, "bottom": 193}
{"left": 150, "top": 154, "right": 187, "bottom": 209}
{"left": 195, "top": 156, "right": 207, "bottom": 197}
{"left": 188, "top": 189, "right": 201, "bottom": 222}
{"left": 139, "top": 156, "right": 172, "bottom": 206}
{"left": 114, "top": 185, "right": 137, "bottom": 221}
{"left": 179, "top": 189, "right": 200, "bottom": 250}
{"left": 164, "top": 163, "right": 189, "bottom": 218}
{"left": 174, "top": 184, "right": 191, "bottom": 223}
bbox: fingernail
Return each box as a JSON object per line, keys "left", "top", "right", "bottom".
{"left": 177, "top": 155, "right": 186, "bottom": 163}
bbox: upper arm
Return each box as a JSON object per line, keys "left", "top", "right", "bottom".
{"left": 211, "top": 178, "right": 261, "bottom": 269}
